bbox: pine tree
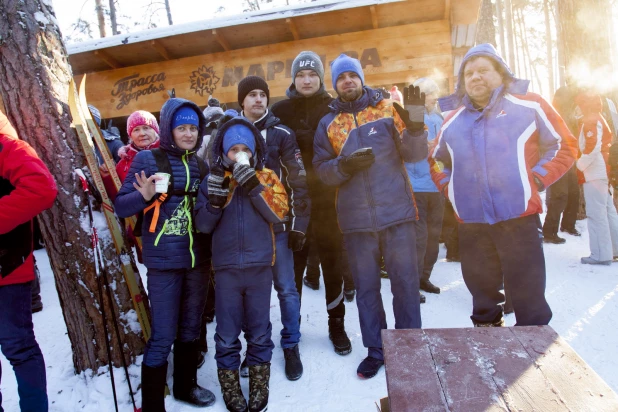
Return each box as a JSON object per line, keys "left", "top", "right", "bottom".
{"left": 0, "top": 0, "right": 148, "bottom": 373}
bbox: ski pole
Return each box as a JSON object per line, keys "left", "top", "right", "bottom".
{"left": 76, "top": 169, "right": 120, "bottom": 412}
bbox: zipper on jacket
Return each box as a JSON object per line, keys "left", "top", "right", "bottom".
{"left": 182, "top": 152, "right": 196, "bottom": 268}
{"left": 352, "top": 112, "right": 378, "bottom": 229}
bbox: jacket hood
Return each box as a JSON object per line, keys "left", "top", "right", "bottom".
{"left": 330, "top": 86, "right": 384, "bottom": 114}
{"left": 439, "top": 43, "right": 530, "bottom": 111}
{"left": 159, "top": 98, "right": 206, "bottom": 155}
{"left": 0, "top": 110, "right": 18, "bottom": 140}
{"left": 211, "top": 117, "right": 267, "bottom": 171}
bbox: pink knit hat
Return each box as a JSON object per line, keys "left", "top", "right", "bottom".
{"left": 127, "top": 110, "right": 160, "bottom": 136}
{"left": 390, "top": 86, "right": 403, "bottom": 104}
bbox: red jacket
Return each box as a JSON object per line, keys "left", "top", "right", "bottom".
{"left": 0, "top": 110, "right": 57, "bottom": 286}
{"left": 102, "top": 140, "right": 160, "bottom": 202}
{"left": 575, "top": 93, "right": 614, "bottom": 183}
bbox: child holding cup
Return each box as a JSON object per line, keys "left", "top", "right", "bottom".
{"left": 114, "top": 98, "right": 215, "bottom": 410}
{"left": 195, "top": 117, "right": 289, "bottom": 412}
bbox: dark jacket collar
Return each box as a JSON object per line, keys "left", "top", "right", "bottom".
{"left": 330, "top": 86, "right": 383, "bottom": 114}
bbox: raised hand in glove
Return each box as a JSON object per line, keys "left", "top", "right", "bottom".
{"left": 393, "top": 85, "right": 426, "bottom": 133}
{"left": 288, "top": 230, "right": 306, "bottom": 252}
{"left": 233, "top": 162, "right": 261, "bottom": 192}
{"left": 207, "top": 164, "right": 229, "bottom": 208}
{"left": 340, "top": 147, "right": 375, "bottom": 176}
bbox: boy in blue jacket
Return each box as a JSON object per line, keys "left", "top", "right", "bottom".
{"left": 115, "top": 98, "right": 215, "bottom": 411}
{"left": 195, "top": 117, "right": 288, "bottom": 412}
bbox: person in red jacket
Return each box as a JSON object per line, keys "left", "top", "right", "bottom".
{"left": 0, "top": 109, "right": 57, "bottom": 411}
{"left": 575, "top": 92, "right": 618, "bottom": 265}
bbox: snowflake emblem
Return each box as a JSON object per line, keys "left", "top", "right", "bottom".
{"left": 189, "top": 65, "right": 220, "bottom": 97}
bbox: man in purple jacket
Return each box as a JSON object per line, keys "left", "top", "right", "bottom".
{"left": 430, "top": 43, "right": 576, "bottom": 327}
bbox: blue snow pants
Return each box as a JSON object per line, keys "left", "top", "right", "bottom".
{"left": 214, "top": 267, "right": 274, "bottom": 370}
{"left": 143, "top": 265, "right": 209, "bottom": 367}
{"left": 459, "top": 214, "right": 553, "bottom": 326}
{"left": 0, "top": 282, "right": 48, "bottom": 412}
{"left": 344, "top": 222, "right": 421, "bottom": 361}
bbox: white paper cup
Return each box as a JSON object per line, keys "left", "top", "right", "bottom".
{"left": 154, "top": 172, "right": 170, "bottom": 193}
{"left": 235, "top": 151, "right": 250, "bottom": 165}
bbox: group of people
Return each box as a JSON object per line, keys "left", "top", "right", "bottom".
{"left": 2, "top": 42, "right": 617, "bottom": 412}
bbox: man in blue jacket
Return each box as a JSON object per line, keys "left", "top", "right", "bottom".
{"left": 430, "top": 43, "right": 576, "bottom": 327}
{"left": 313, "top": 54, "right": 428, "bottom": 379}
{"left": 236, "top": 75, "right": 310, "bottom": 381}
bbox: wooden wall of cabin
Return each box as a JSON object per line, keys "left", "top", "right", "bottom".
{"left": 82, "top": 19, "right": 452, "bottom": 120}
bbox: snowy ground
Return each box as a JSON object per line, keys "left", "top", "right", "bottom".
{"left": 1, "top": 217, "right": 617, "bottom": 411}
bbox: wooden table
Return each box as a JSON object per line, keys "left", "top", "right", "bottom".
{"left": 382, "top": 326, "right": 618, "bottom": 411}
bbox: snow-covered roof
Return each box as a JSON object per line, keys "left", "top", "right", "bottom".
{"left": 67, "top": 0, "right": 403, "bottom": 55}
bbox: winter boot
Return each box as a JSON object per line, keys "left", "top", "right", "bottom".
{"left": 328, "top": 317, "right": 352, "bottom": 355}
{"left": 303, "top": 276, "right": 319, "bottom": 290}
{"left": 283, "top": 344, "right": 303, "bottom": 381}
{"left": 581, "top": 256, "right": 612, "bottom": 266}
{"left": 344, "top": 288, "right": 356, "bottom": 302}
{"left": 172, "top": 340, "right": 216, "bottom": 407}
{"left": 473, "top": 313, "right": 505, "bottom": 327}
{"left": 543, "top": 233, "right": 566, "bottom": 244}
{"left": 240, "top": 354, "right": 249, "bottom": 378}
{"left": 357, "top": 356, "right": 384, "bottom": 379}
{"left": 420, "top": 279, "right": 440, "bottom": 294}
{"left": 248, "top": 363, "right": 270, "bottom": 412}
{"left": 141, "top": 362, "right": 168, "bottom": 412}
{"left": 217, "top": 369, "right": 248, "bottom": 412}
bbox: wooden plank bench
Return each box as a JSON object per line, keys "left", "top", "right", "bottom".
{"left": 382, "top": 326, "right": 618, "bottom": 411}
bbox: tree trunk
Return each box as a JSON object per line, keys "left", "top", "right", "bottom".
{"left": 495, "top": 0, "right": 507, "bottom": 57}
{"left": 556, "top": 0, "right": 614, "bottom": 86}
{"left": 475, "top": 0, "right": 497, "bottom": 46}
{"left": 504, "top": 0, "right": 517, "bottom": 70}
{"left": 94, "top": 0, "right": 106, "bottom": 38}
{"left": 108, "top": 0, "right": 118, "bottom": 35}
{"left": 164, "top": 0, "right": 173, "bottom": 25}
{"left": 517, "top": 7, "right": 544, "bottom": 95}
{"left": 544, "top": 0, "right": 555, "bottom": 98}
{"left": 0, "top": 0, "right": 148, "bottom": 374}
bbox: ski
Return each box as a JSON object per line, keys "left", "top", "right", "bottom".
{"left": 78, "top": 75, "right": 143, "bottom": 252}
{"left": 68, "top": 79, "right": 152, "bottom": 341}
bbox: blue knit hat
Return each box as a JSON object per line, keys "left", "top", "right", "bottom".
{"left": 330, "top": 53, "right": 364, "bottom": 91}
{"left": 171, "top": 106, "right": 200, "bottom": 130}
{"left": 222, "top": 123, "right": 257, "bottom": 155}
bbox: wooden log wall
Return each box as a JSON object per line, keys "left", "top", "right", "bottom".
{"left": 83, "top": 20, "right": 452, "bottom": 118}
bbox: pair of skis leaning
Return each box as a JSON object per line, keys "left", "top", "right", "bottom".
{"left": 69, "top": 77, "right": 152, "bottom": 411}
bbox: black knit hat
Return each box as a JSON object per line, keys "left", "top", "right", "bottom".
{"left": 238, "top": 76, "right": 270, "bottom": 107}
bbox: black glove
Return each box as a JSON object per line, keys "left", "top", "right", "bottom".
{"left": 207, "top": 165, "right": 229, "bottom": 208}
{"left": 288, "top": 230, "right": 306, "bottom": 252}
{"left": 233, "top": 163, "right": 260, "bottom": 192}
{"left": 393, "top": 86, "right": 426, "bottom": 133}
{"left": 340, "top": 147, "right": 375, "bottom": 175}
{"left": 533, "top": 176, "right": 545, "bottom": 192}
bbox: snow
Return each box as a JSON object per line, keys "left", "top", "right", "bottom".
{"left": 65, "top": 0, "right": 403, "bottom": 54}
{"left": 1, "top": 216, "right": 617, "bottom": 411}
{"left": 34, "top": 11, "right": 50, "bottom": 26}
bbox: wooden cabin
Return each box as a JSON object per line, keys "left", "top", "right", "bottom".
{"left": 55, "top": 0, "right": 482, "bottom": 129}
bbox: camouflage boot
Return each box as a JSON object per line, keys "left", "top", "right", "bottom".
{"left": 248, "top": 363, "right": 270, "bottom": 412}
{"left": 217, "top": 369, "right": 247, "bottom": 412}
